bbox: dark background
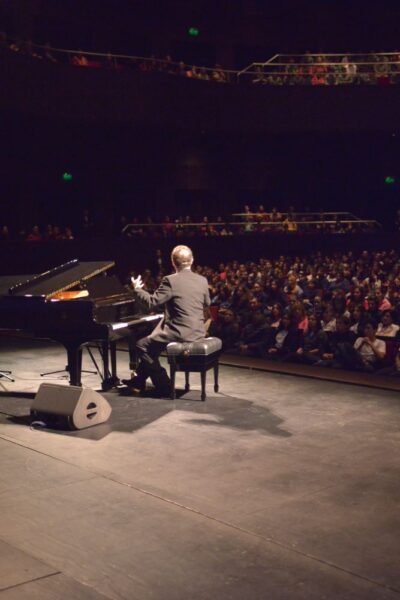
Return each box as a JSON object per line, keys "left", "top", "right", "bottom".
{"left": 1, "top": 112, "right": 399, "bottom": 230}
{"left": 2, "top": 0, "right": 400, "bottom": 68}
{"left": 1, "top": 1, "right": 400, "bottom": 236}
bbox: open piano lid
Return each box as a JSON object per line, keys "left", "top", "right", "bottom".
{"left": 7, "top": 259, "right": 115, "bottom": 300}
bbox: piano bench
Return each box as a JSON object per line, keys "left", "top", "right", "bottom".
{"left": 166, "top": 337, "right": 222, "bottom": 401}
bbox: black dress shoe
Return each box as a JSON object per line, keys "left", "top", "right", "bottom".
{"left": 121, "top": 377, "right": 146, "bottom": 393}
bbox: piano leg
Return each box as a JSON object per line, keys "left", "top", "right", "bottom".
{"left": 66, "top": 345, "right": 83, "bottom": 387}
{"left": 109, "top": 340, "right": 120, "bottom": 386}
{"left": 101, "top": 341, "right": 120, "bottom": 391}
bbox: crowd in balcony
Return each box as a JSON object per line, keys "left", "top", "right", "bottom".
{"left": 250, "top": 53, "right": 400, "bottom": 86}
{"left": 0, "top": 206, "right": 380, "bottom": 243}
{"left": 140, "top": 249, "right": 400, "bottom": 377}
{"left": 120, "top": 207, "right": 379, "bottom": 237}
{"left": 0, "top": 32, "right": 229, "bottom": 83}
{"left": 3, "top": 30, "right": 400, "bottom": 86}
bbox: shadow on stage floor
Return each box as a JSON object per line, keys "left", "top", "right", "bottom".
{"left": 0, "top": 387, "right": 291, "bottom": 441}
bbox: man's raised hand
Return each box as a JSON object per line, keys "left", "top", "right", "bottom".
{"left": 131, "top": 275, "right": 144, "bottom": 290}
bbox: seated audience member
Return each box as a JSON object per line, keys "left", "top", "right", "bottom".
{"left": 52, "top": 225, "right": 64, "bottom": 240}
{"left": 329, "top": 271, "right": 351, "bottom": 293}
{"left": 198, "top": 67, "right": 210, "bottom": 80}
{"left": 321, "top": 305, "right": 337, "bottom": 332}
{"left": 26, "top": 225, "right": 42, "bottom": 241}
{"left": 376, "top": 310, "right": 400, "bottom": 338}
{"left": 338, "top": 321, "right": 386, "bottom": 372}
{"left": 9, "top": 39, "right": 22, "bottom": 53}
{"left": 217, "top": 263, "right": 227, "bottom": 281}
{"left": 283, "top": 215, "right": 298, "bottom": 231}
{"left": 212, "top": 64, "right": 227, "bottom": 83}
{"left": 243, "top": 205, "right": 252, "bottom": 220}
{"left": 364, "top": 297, "right": 380, "bottom": 323}
{"left": 374, "top": 288, "right": 392, "bottom": 312}
{"left": 105, "top": 53, "right": 120, "bottom": 70}
{"left": 267, "top": 303, "right": 283, "bottom": 328}
{"left": 241, "top": 295, "right": 263, "bottom": 323}
{"left": 199, "top": 216, "right": 210, "bottom": 236}
{"left": 231, "top": 285, "right": 250, "bottom": 314}
{"left": 331, "top": 289, "right": 349, "bottom": 318}
{"left": 354, "top": 321, "right": 386, "bottom": 369}
{"left": 265, "top": 280, "right": 285, "bottom": 306}
{"left": 256, "top": 205, "right": 267, "bottom": 221}
{"left": 309, "top": 56, "right": 328, "bottom": 85}
{"left": 252, "top": 66, "right": 267, "bottom": 84}
{"left": 252, "top": 281, "right": 268, "bottom": 305}
{"left": 162, "top": 216, "right": 174, "bottom": 237}
{"left": 0, "top": 225, "right": 10, "bottom": 240}
{"left": 208, "top": 308, "right": 240, "bottom": 353}
{"left": 186, "top": 65, "right": 198, "bottom": 79}
{"left": 43, "top": 224, "right": 53, "bottom": 240}
{"left": 270, "top": 207, "right": 283, "bottom": 222}
{"left": 71, "top": 52, "right": 89, "bottom": 66}
{"left": 285, "top": 313, "right": 328, "bottom": 364}
{"left": 302, "top": 280, "right": 319, "bottom": 304}
{"left": 377, "top": 345, "right": 400, "bottom": 377}
{"left": 391, "top": 296, "right": 400, "bottom": 324}
{"left": 211, "top": 285, "right": 232, "bottom": 308}
{"left": 346, "top": 286, "right": 365, "bottom": 308}
{"left": 284, "top": 274, "right": 303, "bottom": 300}
{"left": 177, "top": 61, "right": 187, "bottom": 77}
{"left": 291, "top": 300, "right": 309, "bottom": 331}
{"left": 349, "top": 304, "right": 366, "bottom": 336}
{"left": 64, "top": 226, "right": 74, "bottom": 240}
{"left": 311, "top": 295, "right": 325, "bottom": 321}
{"left": 237, "top": 312, "right": 271, "bottom": 357}
{"left": 265, "top": 314, "right": 303, "bottom": 359}
{"left": 316, "top": 316, "right": 357, "bottom": 368}
{"left": 161, "top": 54, "right": 174, "bottom": 74}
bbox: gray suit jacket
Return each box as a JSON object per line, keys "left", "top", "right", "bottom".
{"left": 135, "top": 269, "right": 210, "bottom": 343}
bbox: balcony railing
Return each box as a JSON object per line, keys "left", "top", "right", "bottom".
{"left": 121, "top": 212, "right": 381, "bottom": 236}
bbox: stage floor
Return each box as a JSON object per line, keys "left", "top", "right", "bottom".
{"left": 0, "top": 337, "right": 399, "bottom": 599}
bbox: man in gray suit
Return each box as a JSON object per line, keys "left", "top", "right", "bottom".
{"left": 129, "top": 245, "right": 210, "bottom": 395}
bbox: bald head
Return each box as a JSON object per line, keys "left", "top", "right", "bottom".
{"left": 171, "top": 245, "right": 193, "bottom": 271}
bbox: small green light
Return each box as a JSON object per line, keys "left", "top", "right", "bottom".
{"left": 188, "top": 27, "right": 199, "bottom": 37}
{"left": 62, "top": 172, "right": 73, "bottom": 181}
{"left": 385, "top": 176, "right": 395, "bottom": 184}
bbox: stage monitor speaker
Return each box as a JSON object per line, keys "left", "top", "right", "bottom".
{"left": 31, "top": 383, "right": 112, "bottom": 430}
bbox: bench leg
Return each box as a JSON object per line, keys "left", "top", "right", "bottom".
{"left": 200, "top": 369, "right": 206, "bottom": 401}
{"left": 185, "top": 371, "right": 190, "bottom": 393}
{"left": 213, "top": 362, "right": 219, "bottom": 393}
{"left": 169, "top": 361, "right": 176, "bottom": 400}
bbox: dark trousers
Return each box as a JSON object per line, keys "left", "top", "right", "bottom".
{"left": 334, "top": 343, "right": 375, "bottom": 372}
{"left": 136, "top": 335, "right": 171, "bottom": 390}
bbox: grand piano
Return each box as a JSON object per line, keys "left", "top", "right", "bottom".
{"left": 0, "top": 259, "right": 162, "bottom": 389}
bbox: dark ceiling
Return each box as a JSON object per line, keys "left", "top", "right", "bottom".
{"left": 2, "top": 0, "right": 400, "bottom": 64}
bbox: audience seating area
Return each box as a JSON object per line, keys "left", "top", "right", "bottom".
{"left": 140, "top": 249, "right": 400, "bottom": 382}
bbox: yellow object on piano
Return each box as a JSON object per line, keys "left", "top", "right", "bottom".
{"left": 51, "top": 290, "right": 89, "bottom": 301}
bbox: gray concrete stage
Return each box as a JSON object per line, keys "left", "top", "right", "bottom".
{"left": 0, "top": 337, "right": 399, "bottom": 599}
